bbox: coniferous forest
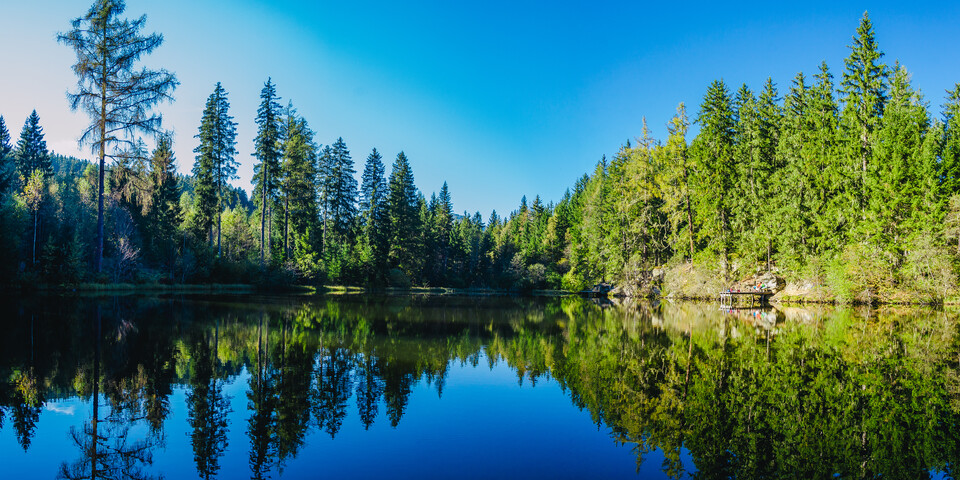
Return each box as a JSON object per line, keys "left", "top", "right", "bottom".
{"left": 3, "top": 4, "right": 960, "bottom": 302}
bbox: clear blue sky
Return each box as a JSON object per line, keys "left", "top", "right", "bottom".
{"left": 2, "top": 0, "right": 959, "bottom": 217}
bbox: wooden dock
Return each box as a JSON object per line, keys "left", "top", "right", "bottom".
{"left": 719, "top": 290, "right": 773, "bottom": 308}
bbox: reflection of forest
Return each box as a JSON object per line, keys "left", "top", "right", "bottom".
{"left": 0, "top": 295, "right": 958, "bottom": 478}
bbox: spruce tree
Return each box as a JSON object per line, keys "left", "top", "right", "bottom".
{"left": 147, "top": 134, "right": 181, "bottom": 278}
{"left": 387, "top": 151, "right": 421, "bottom": 277}
{"left": 435, "top": 181, "right": 454, "bottom": 280}
{"left": 806, "top": 62, "right": 845, "bottom": 254}
{"left": 360, "top": 148, "right": 387, "bottom": 225}
{"left": 869, "top": 64, "right": 931, "bottom": 247}
{"left": 326, "top": 137, "right": 358, "bottom": 240}
{"left": 942, "top": 84, "right": 960, "bottom": 196}
{"left": 840, "top": 11, "right": 889, "bottom": 213}
{"left": 661, "top": 103, "right": 695, "bottom": 261}
{"left": 194, "top": 82, "right": 238, "bottom": 255}
{"left": 280, "top": 108, "right": 318, "bottom": 259}
{"left": 0, "top": 116, "right": 14, "bottom": 192}
{"left": 252, "top": 78, "right": 282, "bottom": 265}
{"left": 59, "top": 0, "right": 178, "bottom": 273}
{"left": 691, "top": 79, "right": 736, "bottom": 272}
{"left": 360, "top": 148, "right": 389, "bottom": 281}
{"left": 192, "top": 93, "right": 218, "bottom": 245}
{"left": 15, "top": 110, "right": 52, "bottom": 179}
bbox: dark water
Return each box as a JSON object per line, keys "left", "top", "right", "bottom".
{"left": 0, "top": 295, "right": 957, "bottom": 479}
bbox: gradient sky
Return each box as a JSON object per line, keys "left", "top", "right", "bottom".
{"left": 2, "top": 1, "right": 959, "bottom": 217}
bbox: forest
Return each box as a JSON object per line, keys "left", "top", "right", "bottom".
{"left": 3, "top": 5, "right": 960, "bottom": 301}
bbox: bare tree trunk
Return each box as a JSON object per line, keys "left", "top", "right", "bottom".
{"left": 217, "top": 177, "right": 222, "bottom": 258}
{"left": 32, "top": 210, "right": 38, "bottom": 265}
{"left": 766, "top": 239, "right": 772, "bottom": 270}
{"left": 260, "top": 167, "right": 267, "bottom": 267}
{"left": 284, "top": 195, "right": 289, "bottom": 259}
{"left": 95, "top": 49, "right": 107, "bottom": 274}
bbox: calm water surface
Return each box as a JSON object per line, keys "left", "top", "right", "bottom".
{"left": 0, "top": 294, "right": 957, "bottom": 479}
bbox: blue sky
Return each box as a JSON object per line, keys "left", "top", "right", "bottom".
{"left": 2, "top": 1, "right": 959, "bottom": 216}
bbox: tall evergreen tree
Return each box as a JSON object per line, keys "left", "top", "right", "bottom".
{"left": 868, "top": 64, "right": 931, "bottom": 247}
{"left": 387, "top": 152, "right": 421, "bottom": 278}
{"left": 324, "top": 137, "right": 357, "bottom": 242}
{"left": 360, "top": 148, "right": 389, "bottom": 282}
{"left": 661, "top": 103, "right": 695, "bottom": 261}
{"left": 359, "top": 148, "right": 387, "bottom": 225}
{"left": 433, "top": 181, "right": 454, "bottom": 281}
{"left": 252, "top": 78, "right": 282, "bottom": 265}
{"left": 840, "top": 11, "right": 889, "bottom": 213}
{"left": 691, "top": 79, "right": 737, "bottom": 272}
{"left": 147, "top": 134, "right": 181, "bottom": 278}
{"left": 15, "top": 110, "right": 52, "bottom": 179}
{"left": 942, "top": 84, "right": 960, "bottom": 196}
{"left": 59, "top": 0, "right": 178, "bottom": 273}
{"left": 280, "top": 108, "right": 318, "bottom": 259}
{"left": 0, "top": 116, "right": 16, "bottom": 192}
{"left": 194, "top": 82, "right": 238, "bottom": 255}
{"left": 192, "top": 95, "right": 218, "bottom": 245}
{"left": 806, "top": 62, "right": 845, "bottom": 254}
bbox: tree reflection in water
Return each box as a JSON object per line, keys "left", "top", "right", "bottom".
{"left": 0, "top": 295, "right": 957, "bottom": 479}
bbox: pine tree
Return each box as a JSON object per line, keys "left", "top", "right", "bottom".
{"left": 59, "top": 0, "right": 178, "bottom": 273}
{"left": 360, "top": 148, "right": 387, "bottom": 223}
{"left": 15, "top": 110, "right": 52, "bottom": 179}
{"left": 732, "top": 79, "right": 781, "bottom": 266}
{"left": 942, "top": 84, "right": 960, "bottom": 196}
{"left": 147, "top": 134, "right": 181, "bottom": 278}
{"left": 280, "top": 108, "right": 318, "bottom": 260}
{"left": 0, "top": 116, "right": 15, "bottom": 192}
{"left": 660, "top": 103, "right": 695, "bottom": 261}
{"left": 192, "top": 93, "right": 218, "bottom": 245}
{"left": 252, "top": 78, "right": 282, "bottom": 265}
{"left": 387, "top": 151, "right": 421, "bottom": 277}
{"left": 359, "top": 148, "right": 389, "bottom": 281}
{"left": 325, "top": 137, "right": 357, "bottom": 241}
{"left": 868, "top": 64, "right": 931, "bottom": 249}
{"left": 194, "top": 82, "right": 238, "bottom": 255}
{"left": 691, "top": 79, "right": 737, "bottom": 272}
{"left": 434, "top": 181, "right": 454, "bottom": 281}
{"left": 840, "top": 11, "right": 889, "bottom": 214}
{"left": 806, "top": 62, "right": 845, "bottom": 254}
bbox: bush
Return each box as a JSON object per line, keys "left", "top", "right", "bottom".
{"left": 900, "top": 235, "right": 956, "bottom": 301}
{"left": 387, "top": 268, "right": 411, "bottom": 288}
{"left": 826, "top": 242, "right": 892, "bottom": 304}
{"left": 561, "top": 270, "right": 587, "bottom": 291}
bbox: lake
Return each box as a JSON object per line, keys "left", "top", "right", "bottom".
{"left": 0, "top": 294, "right": 956, "bottom": 479}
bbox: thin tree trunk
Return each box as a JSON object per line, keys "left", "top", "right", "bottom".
{"left": 284, "top": 195, "right": 289, "bottom": 258}
{"left": 217, "top": 175, "right": 222, "bottom": 257}
{"left": 268, "top": 204, "right": 273, "bottom": 262}
{"left": 95, "top": 42, "right": 107, "bottom": 274}
{"left": 32, "top": 210, "right": 38, "bottom": 265}
{"left": 766, "top": 239, "right": 772, "bottom": 270}
{"left": 683, "top": 164, "right": 695, "bottom": 263}
{"left": 260, "top": 166, "right": 267, "bottom": 266}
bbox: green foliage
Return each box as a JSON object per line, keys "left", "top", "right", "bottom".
{"left": 253, "top": 78, "right": 283, "bottom": 265}
{"left": 0, "top": 116, "right": 14, "bottom": 193}
{"left": 14, "top": 110, "right": 51, "bottom": 180}
{"left": 691, "top": 79, "right": 737, "bottom": 269}
{"left": 194, "top": 82, "right": 238, "bottom": 251}
{"left": 386, "top": 152, "right": 421, "bottom": 278}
